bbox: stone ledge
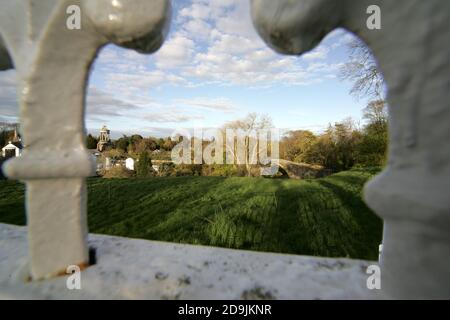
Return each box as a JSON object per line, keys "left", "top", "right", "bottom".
{"left": 0, "top": 223, "right": 379, "bottom": 299}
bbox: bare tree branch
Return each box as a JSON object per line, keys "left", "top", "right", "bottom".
{"left": 339, "top": 38, "right": 385, "bottom": 101}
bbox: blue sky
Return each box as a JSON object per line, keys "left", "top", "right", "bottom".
{"left": 0, "top": 0, "right": 366, "bottom": 138}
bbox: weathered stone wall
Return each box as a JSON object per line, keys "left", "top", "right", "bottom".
{"left": 278, "top": 159, "right": 330, "bottom": 179}
{"left": 0, "top": 223, "right": 377, "bottom": 299}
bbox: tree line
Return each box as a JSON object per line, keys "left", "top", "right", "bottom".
{"left": 86, "top": 133, "right": 177, "bottom": 154}
{"left": 280, "top": 100, "right": 387, "bottom": 172}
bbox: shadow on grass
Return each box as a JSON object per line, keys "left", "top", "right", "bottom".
{"left": 0, "top": 168, "right": 383, "bottom": 260}
{"left": 315, "top": 173, "right": 383, "bottom": 260}
{"left": 0, "top": 180, "right": 25, "bottom": 225}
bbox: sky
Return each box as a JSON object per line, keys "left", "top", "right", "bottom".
{"left": 0, "top": 0, "right": 366, "bottom": 139}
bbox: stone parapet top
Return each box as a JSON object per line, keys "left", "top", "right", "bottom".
{"left": 0, "top": 223, "right": 379, "bottom": 300}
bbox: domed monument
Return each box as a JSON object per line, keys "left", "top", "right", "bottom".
{"left": 96, "top": 125, "right": 111, "bottom": 152}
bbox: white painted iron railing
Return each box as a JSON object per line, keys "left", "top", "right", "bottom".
{"left": 0, "top": 0, "right": 171, "bottom": 280}
{"left": 251, "top": 0, "right": 450, "bottom": 298}
{"left": 0, "top": 0, "right": 449, "bottom": 299}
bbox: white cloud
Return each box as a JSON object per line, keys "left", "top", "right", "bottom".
{"left": 307, "top": 62, "right": 343, "bottom": 73}
{"left": 154, "top": 35, "right": 195, "bottom": 69}
{"left": 302, "top": 46, "right": 330, "bottom": 60}
{"left": 173, "top": 97, "right": 237, "bottom": 112}
{"left": 212, "top": 33, "right": 261, "bottom": 55}
{"left": 179, "top": 2, "right": 211, "bottom": 20}
{"left": 182, "top": 19, "right": 212, "bottom": 40}
{"left": 171, "top": 0, "right": 342, "bottom": 87}
{"left": 144, "top": 112, "right": 204, "bottom": 123}
{"left": 104, "top": 70, "right": 185, "bottom": 95}
{"left": 0, "top": 70, "right": 18, "bottom": 121}
{"left": 86, "top": 87, "right": 142, "bottom": 121}
{"left": 88, "top": 0, "right": 348, "bottom": 91}
{"left": 325, "top": 28, "right": 357, "bottom": 49}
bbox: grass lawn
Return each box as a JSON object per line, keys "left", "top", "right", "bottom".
{"left": 0, "top": 167, "right": 383, "bottom": 260}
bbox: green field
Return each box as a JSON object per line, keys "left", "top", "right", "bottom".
{"left": 0, "top": 168, "right": 383, "bottom": 260}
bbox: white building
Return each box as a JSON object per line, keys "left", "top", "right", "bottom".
{"left": 2, "top": 141, "right": 22, "bottom": 158}
{"left": 125, "top": 158, "right": 135, "bottom": 171}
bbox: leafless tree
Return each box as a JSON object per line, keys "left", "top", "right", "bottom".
{"left": 363, "top": 100, "right": 388, "bottom": 126}
{"left": 339, "top": 38, "right": 385, "bottom": 101}
{"left": 222, "top": 113, "right": 274, "bottom": 176}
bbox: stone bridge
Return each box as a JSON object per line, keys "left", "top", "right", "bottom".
{"left": 275, "top": 159, "right": 331, "bottom": 179}
{"left": 0, "top": 0, "right": 449, "bottom": 299}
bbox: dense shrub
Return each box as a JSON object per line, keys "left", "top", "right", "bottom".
{"left": 156, "top": 162, "right": 175, "bottom": 177}
{"left": 136, "top": 152, "right": 154, "bottom": 177}
{"left": 103, "top": 166, "right": 135, "bottom": 179}
{"left": 201, "top": 164, "right": 238, "bottom": 177}
{"left": 173, "top": 164, "right": 202, "bottom": 176}
{"left": 0, "top": 157, "right": 6, "bottom": 180}
{"left": 86, "top": 134, "right": 98, "bottom": 149}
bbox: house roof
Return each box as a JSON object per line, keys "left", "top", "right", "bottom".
{"left": 2, "top": 141, "right": 22, "bottom": 150}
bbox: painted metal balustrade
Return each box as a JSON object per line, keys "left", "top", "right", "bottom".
{"left": 0, "top": 0, "right": 449, "bottom": 299}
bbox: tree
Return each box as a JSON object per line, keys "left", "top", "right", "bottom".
{"left": 157, "top": 138, "right": 165, "bottom": 150}
{"left": 132, "top": 138, "right": 157, "bottom": 154}
{"left": 102, "top": 148, "right": 125, "bottom": 160}
{"left": 290, "top": 119, "right": 363, "bottom": 172}
{"left": 115, "top": 135, "right": 129, "bottom": 152}
{"left": 86, "top": 134, "right": 98, "bottom": 149}
{"left": 356, "top": 100, "right": 388, "bottom": 166}
{"left": 162, "top": 137, "right": 176, "bottom": 151}
{"left": 280, "top": 130, "right": 316, "bottom": 163}
{"left": 0, "top": 130, "right": 9, "bottom": 147}
{"left": 363, "top": 100, "right": 388, "bottom": 129}
{"left": 339, "top": 38, "right": 385, "bottom": 100}
{"left": 304, "top": 128, "right": 336, "bottom": 170}
{"left": 332, "top": 118, "right": 360, "bottom": 170}
{"left": 338, "top": 38, "right": 389, "bottom": 168}
{"left": 222, "top": 113, "right": 274, "bottom": 176}
{"left": 130, "top": 134, "right": 143, "bottom": 142}
{"left": 356, "top": 126, "right": 387, "bottom": 167}
{"left": 136, "top": 152, "right": 153, "bottom": 177}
